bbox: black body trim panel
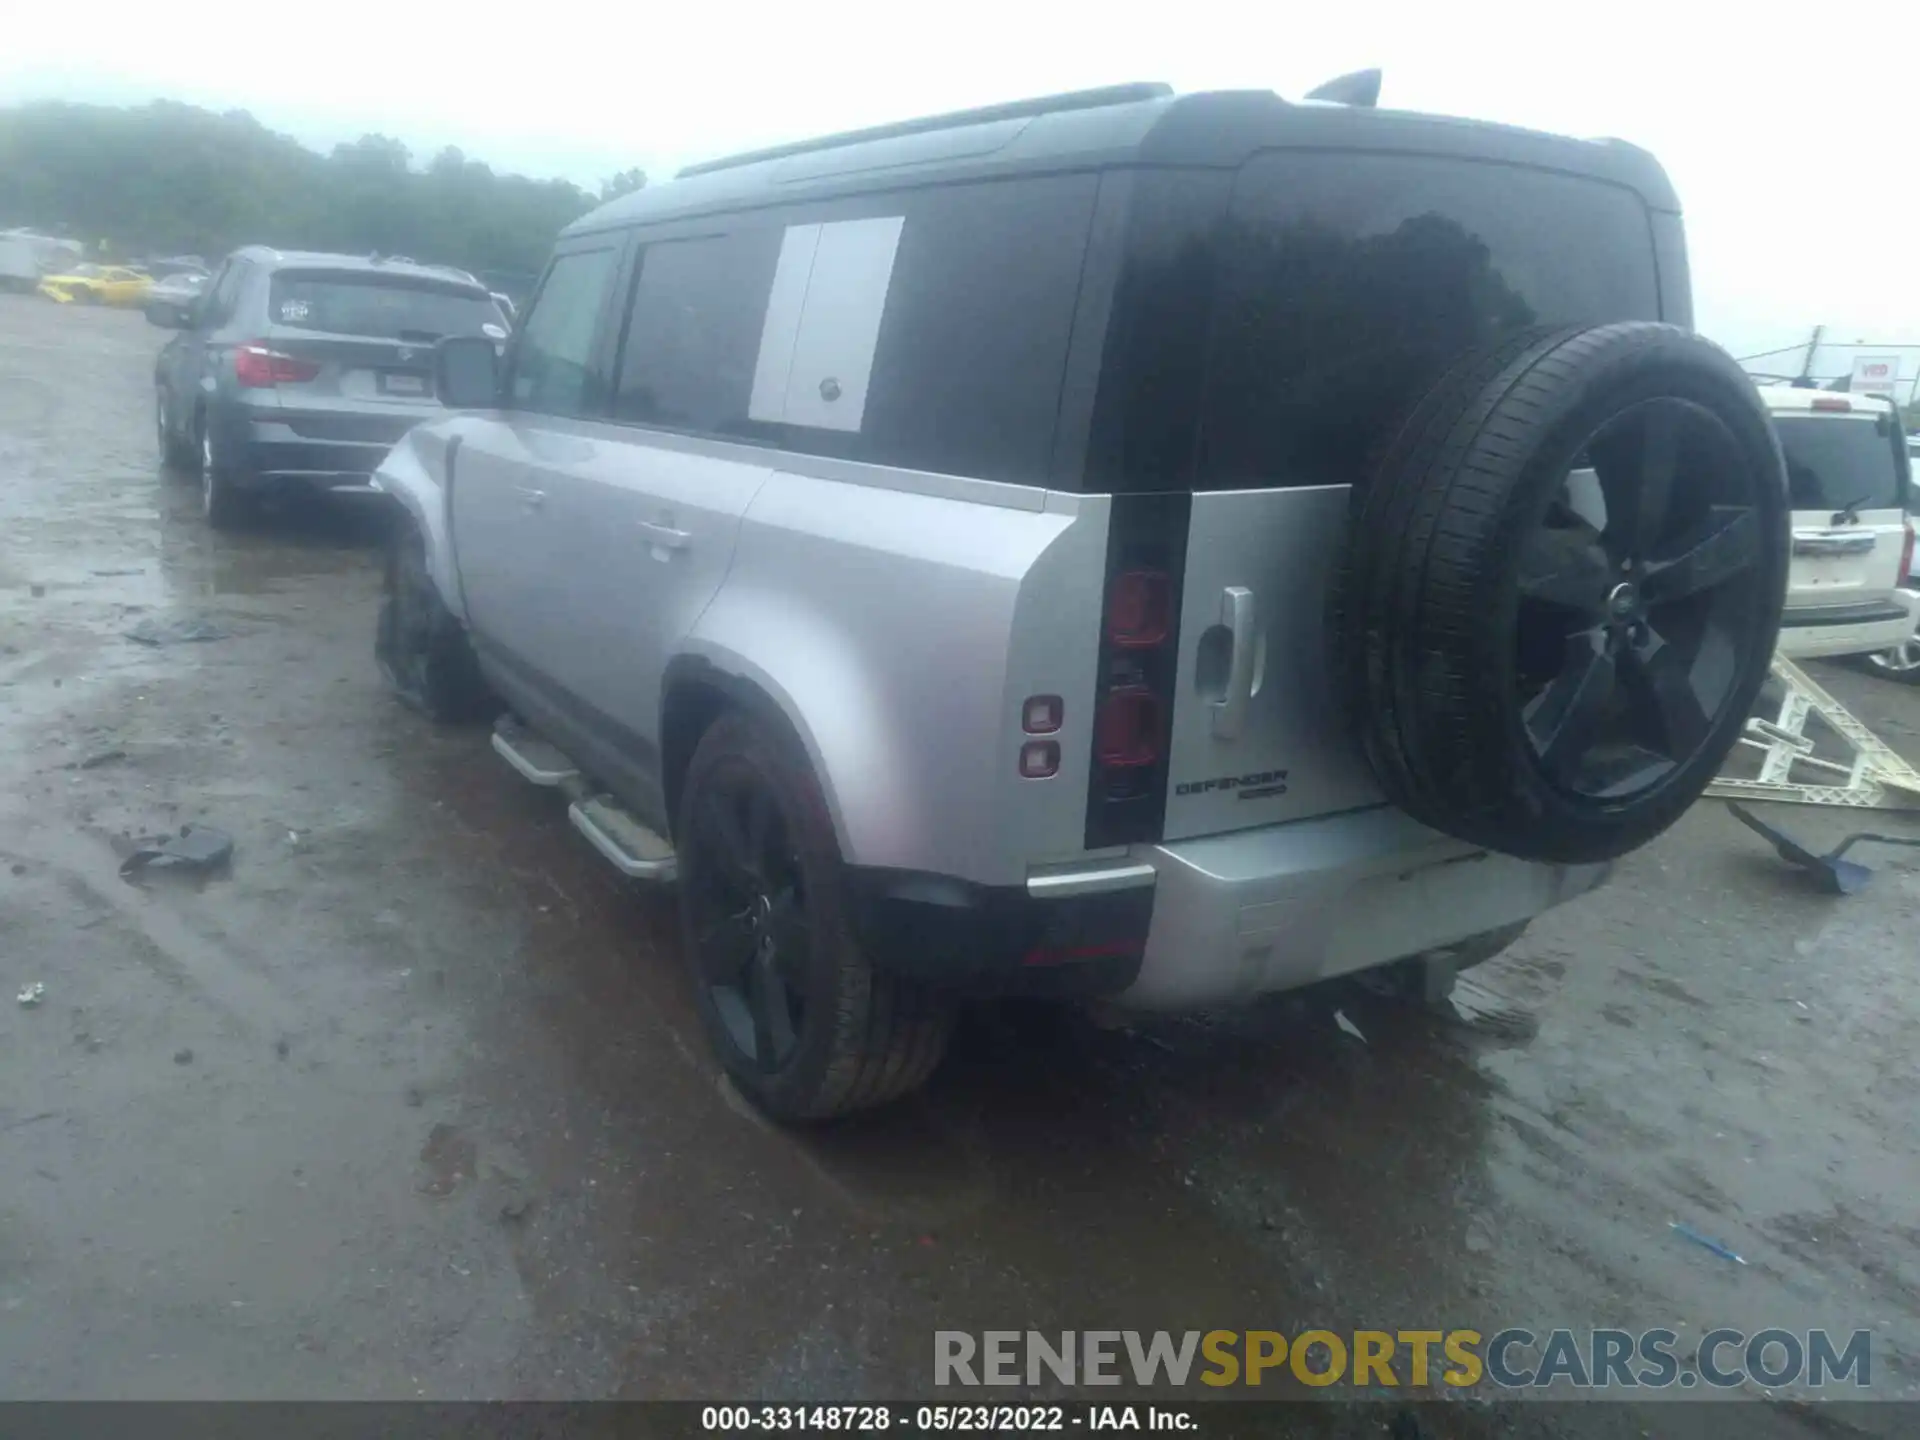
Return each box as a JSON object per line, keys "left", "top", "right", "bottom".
{"left": 844, "top": 866, "right": 1153, "bottom": 999}
{"left": 1781, "top": 601, "right": 1910, "bottom": 629}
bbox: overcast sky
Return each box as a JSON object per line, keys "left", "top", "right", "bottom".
{"left": 5, "top": 0, "right": 1917, "bottom": 389}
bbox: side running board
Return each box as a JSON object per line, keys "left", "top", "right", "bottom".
{"left": 491, "top": 717, "right": 578, "bottom": 786}
{"left": 569, "top": 796, "right": 677, "bottom": 881}
{"left": 490, "top": 718, "right": 677, "bottom": 883}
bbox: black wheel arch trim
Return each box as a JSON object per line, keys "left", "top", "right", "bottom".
{"left": 661, "top": 655, "right": 827, "bottom": 847}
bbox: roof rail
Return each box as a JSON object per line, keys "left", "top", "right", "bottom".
{"left": 675, "top": 82, "right": 1174, "bottom": 180}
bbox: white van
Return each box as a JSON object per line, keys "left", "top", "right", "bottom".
{"left": 1764, "top": 388, "right": 1917, "bottom": 660}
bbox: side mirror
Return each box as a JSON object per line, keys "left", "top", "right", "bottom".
{"left": 436, "top": 335, "right": 501, "bottom": 409}
{"left": 144, "top": 300, "right": 191, "bottom": 330}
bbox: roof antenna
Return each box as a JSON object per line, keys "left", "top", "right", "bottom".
{"left": 1304, "top": 68, "right": 1382, "bottom": 107}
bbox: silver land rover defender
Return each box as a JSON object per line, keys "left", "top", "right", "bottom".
{"left": 373, "top": 81, "right": 1790, "bottom": 1120}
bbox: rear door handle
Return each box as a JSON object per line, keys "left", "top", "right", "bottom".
{"left": 515, "top": 487, "right": 546, "bottom": 511}
{"left": 1210, "top": 585, "right": 1257, "bottom": 740}
{"left": 639, "top": 520, "right": 691, "bottom": 552}
{"left": 1792, "top": 529, "right": 1875, "bottom": 556}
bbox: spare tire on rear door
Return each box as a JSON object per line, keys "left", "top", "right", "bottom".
{"left": 1335, "top": 322, "right": 1789, "bottom": 865}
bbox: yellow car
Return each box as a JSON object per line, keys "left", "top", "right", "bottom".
{"left": 38, "top": 265, "right": 152, "bottom": 306}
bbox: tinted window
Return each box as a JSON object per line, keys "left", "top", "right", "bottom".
{"left": 508, "top": 248, "right": 617, "bottom": 418}
{"left": 268, "top": 273, "right": 502, "bottom": 339}
{"left": 613, "top": 230, "right": 782, "bottom": 434}
{"left": 1197, "top": 152, "right": 1662, "bottom": 490}
{"left": 1775, "top": 413, "right": 1906, "bottom": 513}
{"left": 839, "top": 175, "right": 1095, "bottom": 484}
{"left": 200, "top": 259, "right": 244, "bottom": 326}
{"left": 607, "top": 178, "right": 1095, "bottom": 485}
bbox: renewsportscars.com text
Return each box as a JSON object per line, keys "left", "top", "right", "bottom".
{"left": 934, "top": 1329, "right": 1872, "bottom": 1390}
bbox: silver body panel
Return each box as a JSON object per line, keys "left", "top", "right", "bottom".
{"left": 381, "top": 413, "right": 1606, "bottom": 1001}
{"left": 1117, "top": 811, "right": 1609, "bottom": 1011}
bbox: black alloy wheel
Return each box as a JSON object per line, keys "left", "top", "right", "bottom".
{"left": 685, "top": 762, "right": 812, "bottom": 1074}
{"left": 1515, "top": 396, "right": 1766, "bottom": 802}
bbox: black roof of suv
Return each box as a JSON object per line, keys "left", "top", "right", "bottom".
{"left": 569, "top": 83, "right": 1682, "bottom": 238}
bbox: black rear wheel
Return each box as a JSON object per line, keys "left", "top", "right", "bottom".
{"left": 678, "top": 714, "right": 952, "bottom": 1120}
{"left": 155, "top": 390, "right": 194, "bottom": 470}
{"left": 200, "top": 428, "right": 251, "bottom": 530}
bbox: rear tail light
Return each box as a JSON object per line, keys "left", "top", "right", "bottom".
{"left": 1022, "top": 940, "right": 1144, "bottom": 968}
{"left": 234, "top": 343, "right": 320, "bottom": 388}
{"left": 1083, "top": 498, "right": 1186, "bottom": 847}
{"left": 1107, "top": 569, "right": 1171, "bottom": 647}
{"left": 1095, "top": 687, "right": 1161, "bottom": 769}
{"left": 1901, "top": 519, "right": 1914, "bottom": 584}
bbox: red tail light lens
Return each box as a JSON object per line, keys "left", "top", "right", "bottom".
{"left": 1901, "top": 519, "right": 1914, "bottom": 584}
{"left": 1107, "top": 569, "right": 1171, "bottom": 648}
{"left": 234, "top": 343, "right": 320, "bottom": 388}
{"left": 1095, "top": 687, "right": 1160, "bottom": 768}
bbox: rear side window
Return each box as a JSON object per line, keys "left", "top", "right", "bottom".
{"left": 508, "top": 248, "right": 619, "bottom": 418}
{"left": 200, "top": 258, "right": 246, "bottom": 327}
{"left": 1775, "top": 413, "right": 1907, "bottom": 513}
{"left": 269, "top": 272, "right": 502, "bottom": 340}
{"left": 613, "top": 230, "right": 783, "bottom": 435}
{"left": 1197, "top": 152, "right": 1662, "bottom": 490}
{"left": 816, "top": 175, "right": 1096, "bottom": 484}
{"left": 605, "top": 175, "right": 1096, "bottom": 486}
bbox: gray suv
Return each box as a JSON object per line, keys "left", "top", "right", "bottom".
{"left": 151, "top": 248, "right": 509, "bottom": 527}
{"left": 373, "top": 83, "right": 1790, "bottom": 1120}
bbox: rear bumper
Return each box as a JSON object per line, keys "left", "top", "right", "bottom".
{"left": 1117, "top": 807, "right": 1609, "bottom": 1011}
{"left": 849, "top": 806, "right": 1609, "bottom": 1009}
{"left": 1777, "top": 593, "right": 1919, "bottom": 661}
{"left": 228, "top": 413, "right": 425, "bottom": 493}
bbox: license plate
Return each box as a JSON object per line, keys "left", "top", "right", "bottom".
{"left": 379, "top": 371, "right": 427, "bottom": 397}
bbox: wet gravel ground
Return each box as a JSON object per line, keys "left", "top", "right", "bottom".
{"left": 1, "top": 295, "right": 1917, "bottom": 1436}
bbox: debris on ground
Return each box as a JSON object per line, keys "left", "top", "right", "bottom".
{"left": 117, "top": 823, "right": 234, "bottom": 881}
{"left": 124, "top": 616, "right": 229, "bottom": 647}
{"left": 1333, "top": 1009, "right": 1367, "bottom": 1044}
{"left": 17, "top": 982, "right": 46, "bottom": 1007}
{"left": 1727, "top": 802, "right": 1920, "bottom": 896}
{"left": 1670, "top": 1220, "right": 1748, "bottom": 1265}
{"left": 173, "top": 1048, "right": 194, "bottom": 1065}
{"left": 71, "top": 748, "right": 126, "bottom": 770}
{"left": 1444, "top": 974, "right": 1537, "bottom": 1040}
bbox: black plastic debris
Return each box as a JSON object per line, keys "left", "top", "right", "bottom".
{"left": 1726, "top": 802, "right": 1920, "bottom": 895}
{"left": 117, "top": 823, "right": 234, "bottom": 880}
{"left": 125, "top": 616, "right": 229, "bottom": 647}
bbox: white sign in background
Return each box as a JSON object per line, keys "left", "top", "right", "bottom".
{"left": 1850, "top": 355, "right": 1900, "bottom": 397}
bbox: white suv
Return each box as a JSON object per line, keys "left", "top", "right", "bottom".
{"left": 1764, "top": 387, "right": 1916, "bottom": 660}
{"left": 372, "top": 84, "right": 1791, "bottom": 1118}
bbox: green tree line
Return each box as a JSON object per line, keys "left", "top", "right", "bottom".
{"left": 0, "top": 100, "right": 647, "bottom": 290}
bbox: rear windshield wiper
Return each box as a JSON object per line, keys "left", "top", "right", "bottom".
{"left": 1832, "top": 492, "right": 1878, "bottom": 526}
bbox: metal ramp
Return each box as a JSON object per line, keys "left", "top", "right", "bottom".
{"left": 1705, "top": 655, "right": 1920, "bottom": 810}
